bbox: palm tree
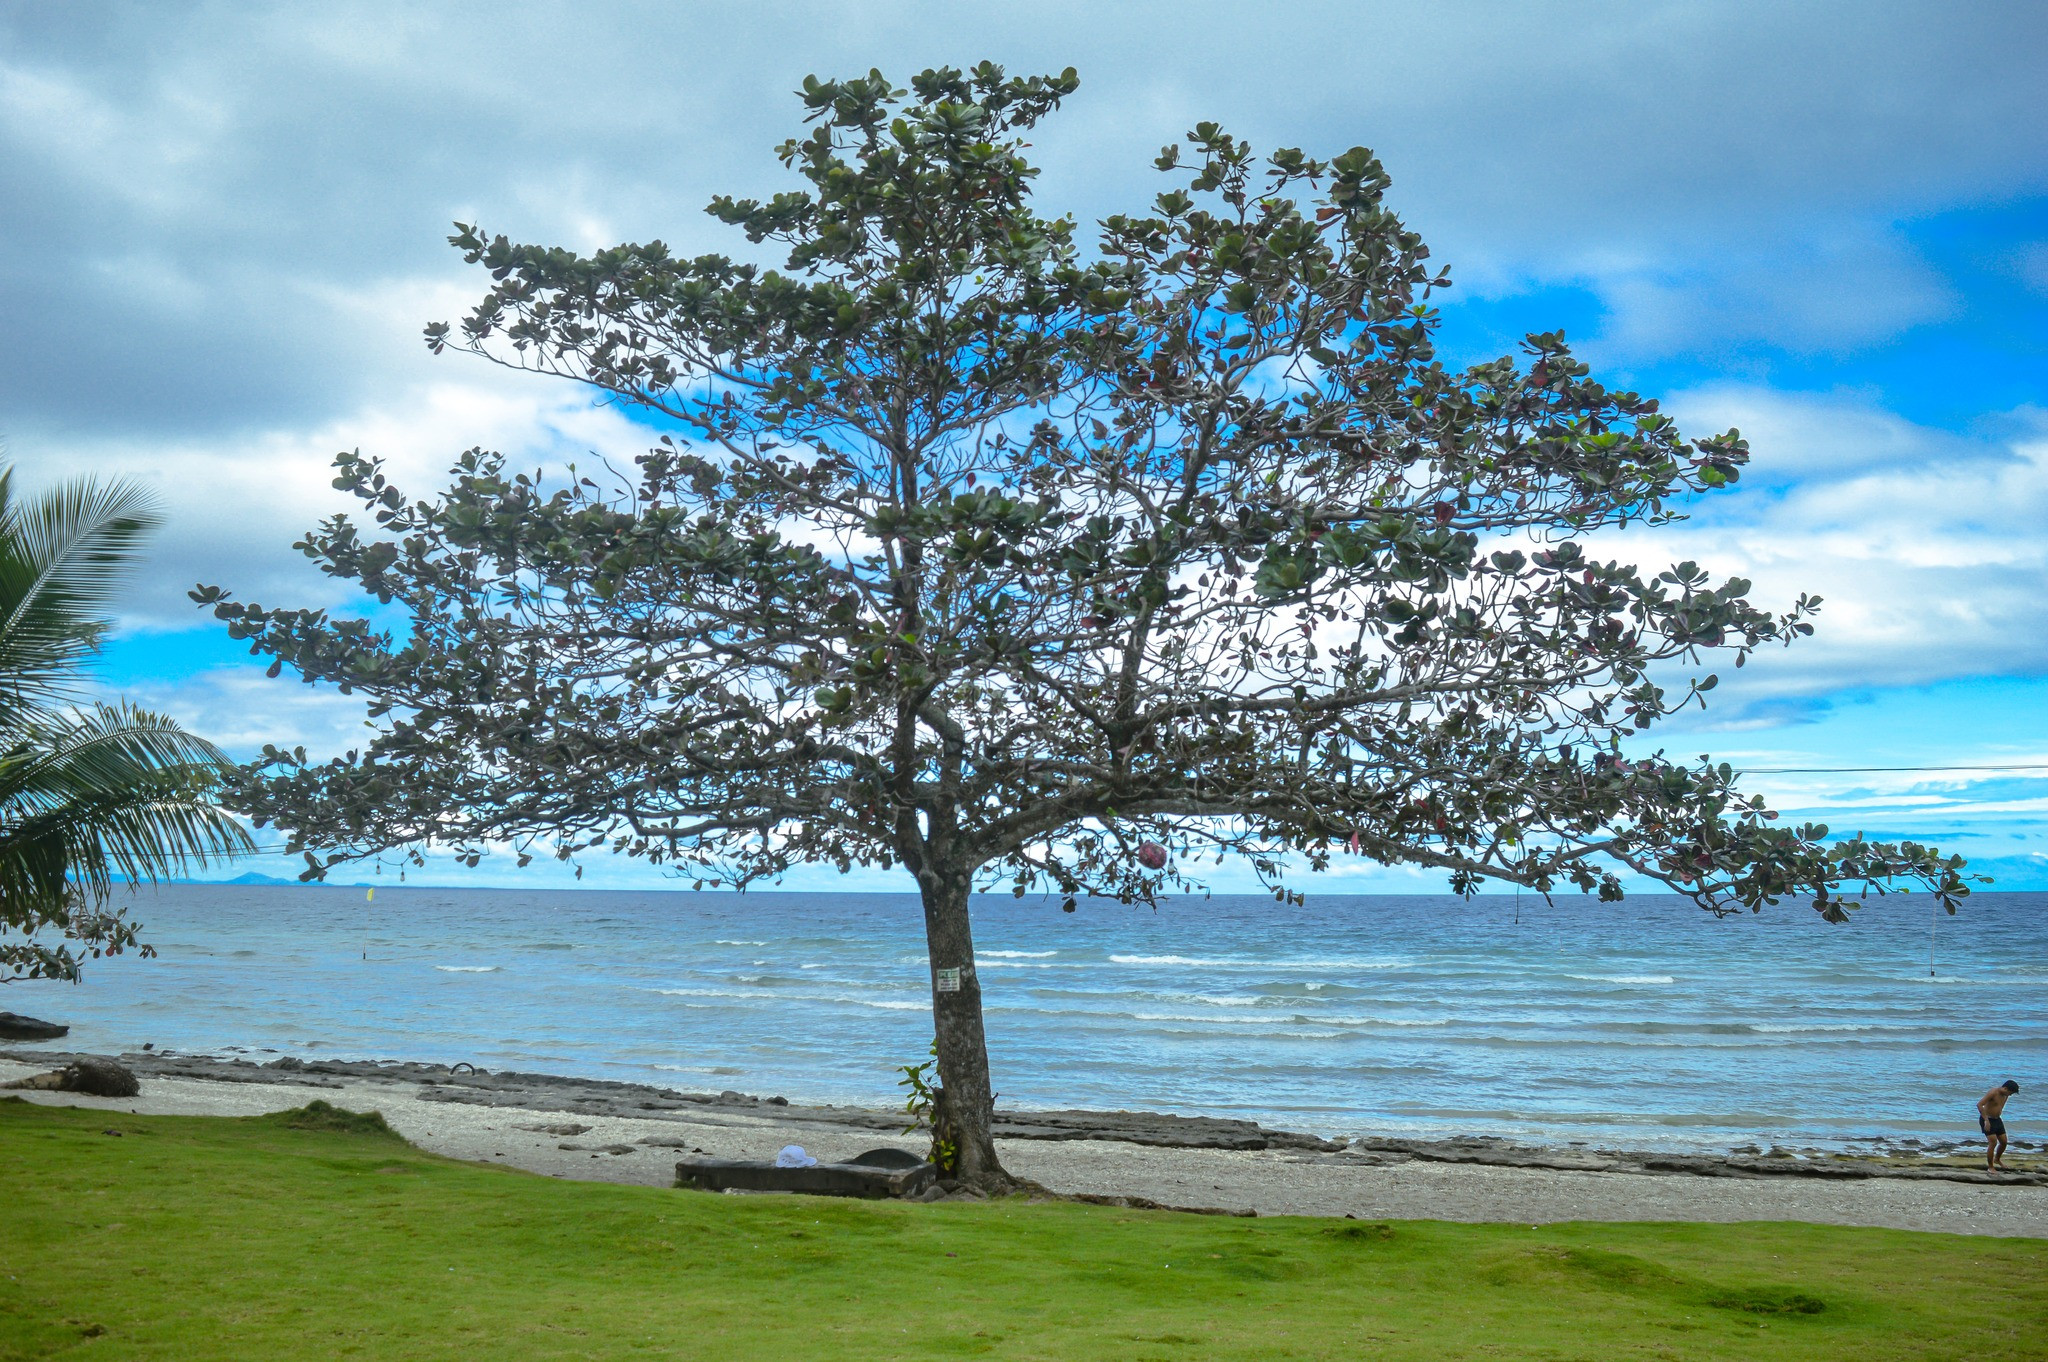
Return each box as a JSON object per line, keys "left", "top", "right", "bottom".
{"left": 1, "top": 467, "right": 252, "bottom": 982}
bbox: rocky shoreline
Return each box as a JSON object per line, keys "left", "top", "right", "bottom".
{"left": 1, "top": 1047, "right": 1343, "bottom": 1150}
{"left": 9, "top": 1046, "right": 2041, "bottom": 1188}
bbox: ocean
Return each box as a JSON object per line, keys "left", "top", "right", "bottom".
{"left": 11, "top": 885, "right": 2042, "bottom": 1153}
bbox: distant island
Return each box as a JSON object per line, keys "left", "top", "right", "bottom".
{"left": 106, "top": 873, "right": 374, "bottom": 888}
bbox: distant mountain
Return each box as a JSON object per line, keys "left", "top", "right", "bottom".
{"left": 220, "top": 872, "right": 301, "bottom": 886}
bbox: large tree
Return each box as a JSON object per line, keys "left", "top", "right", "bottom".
{"left": 2, "top": 469, "right": 252, "bottom": 983}
{"left": 196, "top": 67, "right": 1972, "bottom": 1185}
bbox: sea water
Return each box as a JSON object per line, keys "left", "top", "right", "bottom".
{"left": 11, "top": 886, "right": 2042, "bottom": 1152}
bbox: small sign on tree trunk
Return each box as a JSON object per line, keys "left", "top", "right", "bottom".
{"left": 934, "top": 967, "right": 962, "bottom": 994}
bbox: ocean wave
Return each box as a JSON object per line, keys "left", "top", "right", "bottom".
{"left": 1752, "top": 1023, "right": 1881, "bottom": 1033}
{"left": 1120, "top": 1011, "right": 1445, "bottom": 1029}
{"left": 1109, "top": 953, "right": 1411, "bottom": 971}
{"left": 1129, "top": 1011, "right": 1309, "bottom": 1025}
{"left": 1134, "top": 1024, "right": 1357, "bottom": 1042}
{"left": 1196, "top": 995, "right": 1260, "bottom": 1006}
{"left": 1118, "top": 1010, "right": 1445, "bottom": 1029}
{"left": 434, "top": 965, "right": 499, "bottom": 973}
{"left": 1241, "top": 980, "right": 1357, "bottom": 998}
{"left": 1566, "top": 974, "right": 1676, "bottom": 985}
{"left": 1447, "top": 1032, "right": 1999, "bottom": 1051}
{"left": 1382, "top": 1105, "right": 1801, "bottom": 1129}
{"left": 980, "top": 950, "right": 1058, "bottom": 959}
{"left": 647, "top": 983, "right": 927, "bottom": 1012}
{"left": 975, "top": 960, "right": 1061, "bottom": 969}
{"left": 713, "top": 939, "right": 768, "bottom": 946}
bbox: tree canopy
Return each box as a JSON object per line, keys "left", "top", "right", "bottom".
{"left": 196, "top": 66, "right": 1973, "bottom": 1181}
{"left": 2, "top": 469, "right": 251, "bottom": 982}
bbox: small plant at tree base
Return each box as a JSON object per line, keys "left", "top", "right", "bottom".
{"left": 196, "top": 64, "right": 1977, "bottom": 1188}
{"left": 898, "top": 1040, "right": 958, "bottom": 1174}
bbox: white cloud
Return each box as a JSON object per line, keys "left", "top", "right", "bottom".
{"left": 119, "top": 664, "right": 372, "bottom": 760}
{"left": 2018, "top": 242, "right": 2048, "bottom": 296}
{"left": 9, "top": 355, "right": 664, "bottom": 635}
{"left": 1664, "top": 384, "right": 1991, "bottom": 480}
{"left": 4, "top": 1, "right": 2043, "bottom": 444}
{"left": 1600, "top": 394, "right": 2048, "bottom": 710}
{"left": 1583, "top": 228, "right": 1960, "bottom": 359}
{"left": 1, "top": 0, "right": 2041, "bottom": 888}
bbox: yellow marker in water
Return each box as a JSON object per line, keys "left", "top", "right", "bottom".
{"left": 367, "top": 888, "right": 375, "bottom": 902}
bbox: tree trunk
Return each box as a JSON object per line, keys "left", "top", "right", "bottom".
{"left": 918, "top": 869, "right": 1004, "bottom": 1185}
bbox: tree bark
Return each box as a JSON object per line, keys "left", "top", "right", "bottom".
{"left": 919, "top": 868, "right": 1004, "bottom": 1185}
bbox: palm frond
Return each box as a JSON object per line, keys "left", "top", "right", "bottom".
{"left": 0, "top": 473, "right": 246, "bottom": 982}
{"left": 0, "top": 702, "right": 254, "bottom": 911}
{"left": 0, "top": 469, "right": 161, "bottom": 717}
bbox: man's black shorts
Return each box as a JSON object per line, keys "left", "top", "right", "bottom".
{"left": 1981, "top": 1114, "right": 2006, "bottom": 1137}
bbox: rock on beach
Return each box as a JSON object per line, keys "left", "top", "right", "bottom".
{"left": 0, "top": 1013, "right": 68, "bottom": 1042}
{"left": 1, "top": 1056, "right": 140, "bottom": 1098}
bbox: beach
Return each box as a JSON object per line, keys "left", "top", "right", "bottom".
{"left": 16, "top": 885, "right": 2046, "bottom": 1158}
{"left": 12, "top": 885, "right": 2044, "bottom": 1240}
{"left": 9, "top": 1051, "right": 2044, "bottom": 1238}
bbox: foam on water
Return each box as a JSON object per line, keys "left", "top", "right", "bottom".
{"left": 1109, "top": 952, "right": 1412, "bottom": 970}
{"left": 16, "top": 886, "right": 2045, "bottom": 1153}
{"left": 1568, "top": 973, "right": 1676, "bottom": 984}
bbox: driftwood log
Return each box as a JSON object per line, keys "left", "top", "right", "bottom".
{"left": 673, "top": 1153, "right": 936, "bottom": 1199}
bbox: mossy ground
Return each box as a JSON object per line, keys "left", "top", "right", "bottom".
{"left": 3, "top": 1098, "right": 2043, "bottom": 1360}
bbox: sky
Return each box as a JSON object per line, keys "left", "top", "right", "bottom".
{"left": 2, "top": 1, "right": 2045, "bottom": 893}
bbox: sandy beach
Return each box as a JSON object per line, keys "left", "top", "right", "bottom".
{"left": 7, "top": 1051, "right": 2044, "bottom": 1239}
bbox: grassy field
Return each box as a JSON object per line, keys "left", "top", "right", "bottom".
{"left": 3, "top": 1098, "right": 2044, "bottom": 1361}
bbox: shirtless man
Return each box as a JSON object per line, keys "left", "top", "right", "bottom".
{"left": 1977, "top": 1080, "right": 2020, "bottom": 1172}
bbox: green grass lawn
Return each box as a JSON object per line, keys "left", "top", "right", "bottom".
{"left": 3, "top": 1098, "right": 2043, "bottom": 1361}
